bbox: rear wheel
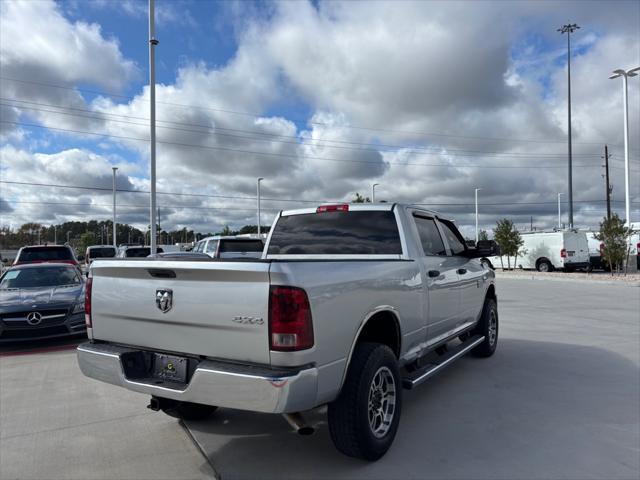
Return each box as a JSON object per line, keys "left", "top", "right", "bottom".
{"left": 328, "top": 342, "right": 402, "bottom": 461}
{"left": 536, "top": 259, "right": 553, "bottom": 272}
{"left": 161, "top": 400, "right": 218, "bottom": 421}
{"left": 472, "top": 298, "right": 498, "bottom": 358}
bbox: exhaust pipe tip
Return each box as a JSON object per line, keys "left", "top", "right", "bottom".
{"left": 282, "top": 412, "right": 314, "bottom": 436}
{"left": 297, "top": 426, "right": 315, "bottom": 436}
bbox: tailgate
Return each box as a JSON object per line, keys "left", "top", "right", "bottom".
{"left": 90, "top": 260, "right": 271, "bottom": 364}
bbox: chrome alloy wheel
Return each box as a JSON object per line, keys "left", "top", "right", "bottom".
{"left": 367, "top": 366, "right": 396, "bottom": 438}
{"left": 488, "top": 309, "right": 498, "bottom": 346}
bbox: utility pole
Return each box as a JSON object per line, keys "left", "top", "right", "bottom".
{"left": 54, "top": 225, "right": 57, "bottom": 245}
{"left": 558, "top": 23, "right": 580, "bottom": 228}
{"left": 475, "top": 188, "right": 482, "bottom": 242}
{"left": 558, "top": 193, "right": 564, "bottom": 229}
{"left": 257, "top": 177, "right": 264, "bottom": 235}
{"left": 149, "top": 0, "right": 158, "bottom": 255}
{"left": 112, "top": 167, "right": 118, "bottom": 247}
{"left": 603, "top": 145, "right": 612, "bottom": 220}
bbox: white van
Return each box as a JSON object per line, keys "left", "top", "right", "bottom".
{"left": 486, "top": 230, "right": 590, "bottom": 272}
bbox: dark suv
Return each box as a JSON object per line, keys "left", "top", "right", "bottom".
{"left": 13, "top": 245, "right": 79, "bottom": 267}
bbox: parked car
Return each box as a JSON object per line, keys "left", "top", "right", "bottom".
{"left": 78, "top": 203, "right": 499, "bottom": 460}
{"left": 85, "top": 245, "right": 117, "bottom": 266}
{"left": 13, "top": 245, "right": 79, "bottom": 267}
{"left": 485, "top": 230, "right": 589, "bottom": 272}
{"left": 117, "top": 246, "right": 164, "bottom": 258}
{"left": 0, "top": 263, "right": 86, "bottom": 342}
{"left": 192, "top": 236, "right": 264, "bottom": 259}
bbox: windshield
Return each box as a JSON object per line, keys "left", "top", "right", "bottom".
{"left": 18, "top": 246, "right": 73, "bottom": 262}
{"left": 1, "top": 266, "right": 81, "bottom": 289}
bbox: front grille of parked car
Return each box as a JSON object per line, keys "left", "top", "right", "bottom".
{"left": 0, "top": 325, "right": 70, "bottom": 339}
{"left": 0, "top": 309, "right": 69, "bottom": 329}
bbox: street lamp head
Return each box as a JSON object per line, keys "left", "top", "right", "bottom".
{"left": 257, "top": 177, "right": 264, "bottom": 182}
{"left": 610, "top": 69, "right": 626, "bottom": 79}
{"left": 558, "top": 23, "right": 580, "bottom": 34}
{"left": 627, "top": 66, "right": 640, "bottom": 77}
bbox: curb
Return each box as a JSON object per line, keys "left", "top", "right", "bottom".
{"left": 494, "top": 272, "right": 640, "bottom": 287}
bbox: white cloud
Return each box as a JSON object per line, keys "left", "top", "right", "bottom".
{"left": 1, "top": 0, "right": 639, "bottom": 234}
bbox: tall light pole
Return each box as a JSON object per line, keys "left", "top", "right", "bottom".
{"left": 372, "top": 183, "right": 379, "bottom": 203}
{"left": 112, "top": 167, "right": 118, "bottom": 247}
{"left": 558, "top": 193, "right": 564, "bottom": 229}
{"left": 609, "top": 67, "right": 640, "bottom": 225}
{"left": 66, "top": 231, "right": 71, "bottom": 245}
{"left": 475, "top": 188, "right": 482, "bottom": 243}
{"left": 558, "top": 23, "right": 579, "bottom": 228}
{"left": 54, "top": 225, "right": 57, "bottom": 245}
{"left": 149, "top": 0, "right": 159, "bottom": 254}
{"left": 257, "top": 177, "right": 264, "bottom": 235}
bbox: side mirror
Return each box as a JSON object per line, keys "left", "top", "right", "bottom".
{"left": 465, "top": 240, "right": 476, "bottom": 248}
{"left": 476, "top": 240, "right": 500, "bottom": 257}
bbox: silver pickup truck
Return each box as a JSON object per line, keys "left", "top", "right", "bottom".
{"left": 78, "top": 203, "right": 499, "bottom": 460}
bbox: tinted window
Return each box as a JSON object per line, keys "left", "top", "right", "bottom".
{"left": 413, "top": 215, "right": 446, "bottom": 256}
{"left": 124, "top": 247, "right": 163, "bottom": 257}
{"left": 1, "top": 266, "right": 81, "bottom": 289}
{"left": 88, "top": 247, "right": 116, "bottom": 258}
{"left": 439, "top": 220, "right": 466, "bottom": 255}
{"left": 219, "top": 240, "right": 264, "bottom": 253}
{"left": 268, "top": 211, "right": 402, "bottom": 255}
{"left": 19, "top": 246, "right": 73, "bottom": 262}
{"left": 205, "top": 240, "right": 218, "bottom": 254}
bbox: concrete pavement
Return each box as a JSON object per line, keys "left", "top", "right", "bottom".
{"left": 184, "top": 278, "right": 640, "bottom": 480}
{"left": 0, "top": 345, "right": 215, "bottom": 480}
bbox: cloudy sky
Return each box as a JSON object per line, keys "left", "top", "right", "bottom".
{"left": 1, "top": 0, "right": 639, "bottom": 238}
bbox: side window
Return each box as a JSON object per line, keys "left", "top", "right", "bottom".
{"left": 205, "top": 240, "right": 218, "bottom": 254}
{"left": 413, "top": 215, "right": 447, "bottom": 256}
{"left": 439, "top": 220, "right": 466, "bottom": 256}
{"left": 194, "top": 241, "right": 203, "bottom": 252}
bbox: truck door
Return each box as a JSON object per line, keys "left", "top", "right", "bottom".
{"left": 411, "top": 214, "right": 461, "bottom": 342}
{"left": 436, "top": 219, "right": 486, "bottom": 325}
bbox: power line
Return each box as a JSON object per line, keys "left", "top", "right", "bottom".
{"left": 0, "top": 180, "right": 330, "bottom": 204}
{"left": 2, "top": 75, "right": 634, "bottom": 149}
{"left": 1, "top": 199, "right": 280, "bottom": 212}
{"left": 1, "top": 97, "right": 614, "bottom": 160}
{"left": 0, "top": 121, "right": 614, "bottom": 169}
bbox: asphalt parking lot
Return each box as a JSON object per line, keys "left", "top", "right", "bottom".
{"left": 1, "top": 277, "right": 639, "bottom": 480}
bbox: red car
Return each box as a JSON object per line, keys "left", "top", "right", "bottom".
{"left": 13, "top": 245, "right": 79, "bottom": 267}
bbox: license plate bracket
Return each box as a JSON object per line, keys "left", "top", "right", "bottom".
{"left": 152, "top": 353, "right": 188, "bottom": 383}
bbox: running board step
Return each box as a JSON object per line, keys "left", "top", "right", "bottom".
{"left": 402, "top": 335, "right": 485, "bottom": 390}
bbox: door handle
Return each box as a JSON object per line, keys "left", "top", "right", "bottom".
{"left": 428, "top": 270, "right": 440, "bottom": 278}
{"left": 457, "top": 268, "right": 467, "bottom": 275}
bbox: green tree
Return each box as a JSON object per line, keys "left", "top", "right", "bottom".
{"left": 478, "top": 229, "right": 489, "bottom": 241}
{"left": 78, "top": 231, "right": 97, "bottom": 256}
{"left": 594, "top": 213, "right": 633, "bottom": 274}
{"left": 352, "top": 193, "right": 371, "bottom": 203}
{"left": 493, "top": 219, "right": 524, "bottom": 270}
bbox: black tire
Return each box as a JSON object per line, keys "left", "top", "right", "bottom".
{"left": 328, "top": 342, "right": 402, "bottom": 461}
{"left": 472, "top": 298, "right": 498, "bottom": 358}
{"left": 161, "top": 400, "right": 218, "bottom": 421}
{"left": 536, "top": 258, "right": 553, "bottom": 272}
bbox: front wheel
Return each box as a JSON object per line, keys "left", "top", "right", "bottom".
{"left": 328, "top": 342, "right": 402, "bottom": 461}
{"left": 472, "top": 298, "right": 498, "bottom": 357}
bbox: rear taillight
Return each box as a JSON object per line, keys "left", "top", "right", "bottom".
{"left": 269, "top": 286, "right": 314, "bottom": 351}
{"left": 316, "top": 204, "right": 349, "bottom": 213}
{"left": 560, "top": 248, "right": 567, "bottom": 258}
{"left": 85, "top": 277, "right": 93, "bottom": 328}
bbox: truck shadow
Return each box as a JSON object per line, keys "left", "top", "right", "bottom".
{"left": 185, "top": 339, "right": 640, "bottom": 480}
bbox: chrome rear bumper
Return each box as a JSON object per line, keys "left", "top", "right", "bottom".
{"left": 77, "top": 342, "right": 318, "bottom": 414}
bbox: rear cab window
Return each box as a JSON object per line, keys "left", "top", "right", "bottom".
{"left": 88, "top": 247, "right": 116, "bottom": 259}
{"left": 267, "top": 209, "right": 402, "bottom": 257}
{"left": 219, "top": 240, "right": 264, "bottom": 253}
{"left": 18, "top": 246, "right": 74, "bottom": 262}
